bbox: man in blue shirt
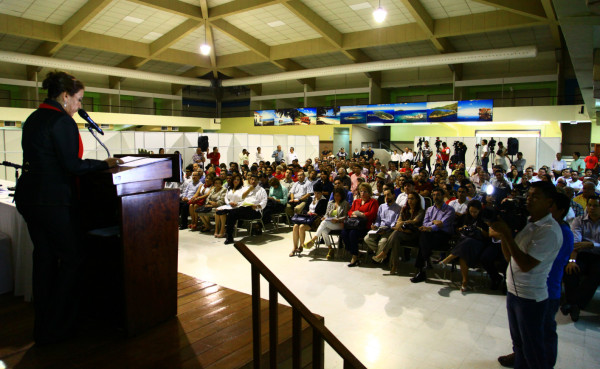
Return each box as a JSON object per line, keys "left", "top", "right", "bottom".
{"left": 365, "top": 190, "right": 400, "bottom": 260}
{"left": 411, "top": 187, "right": 455, "bottom": 283}
{"left": 272, "top": 145, "right": 284, "bottom": 164}
{"left": 329, "top": 178, "right": 353, "bottom": 204}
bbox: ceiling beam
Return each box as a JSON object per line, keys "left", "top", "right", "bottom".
{"left": 282, "top": 0, "right": 342, "bottom": 47}
{"left": 205, "top": 23, "right": 218, "bottom": 78}
{"left": 33, "top": 0, "right": 114, "bottom": 57}
{"left": 470, "top": 0, "right": 547, "bottom": 21}
{"left": 150, "top": 19, "right": 203, "bottom": 57}
{"left": 400, "top": 0, "right": 453, "bottom": 53}
{"left": 179, "top": 66, "right": 213, "bottom": 78}
{"left": 210, "top": 19, "right": 270, "bottom": 59}
{"left": 128, "top": 0, "right": 203, "bottom": 20}
{"left": 539, "top": 0, "right": 562, "bottom": 48}
{"left": 209, "top": 0, "right": 288, "bottom": 19}
{"left": 0, "top": 10, "right": 545, "bottom": 70}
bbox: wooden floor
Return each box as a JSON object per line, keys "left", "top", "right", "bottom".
{"left": 0, "top": 274, "right": 319, "bottom": 369}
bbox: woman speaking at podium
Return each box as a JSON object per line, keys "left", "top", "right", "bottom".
{"left": 15, "top": 71, "right": 121, "bottom": 344}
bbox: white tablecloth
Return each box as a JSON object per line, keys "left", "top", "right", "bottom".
{"left": 0, "top": 180, "right": 33, "bottom": 301}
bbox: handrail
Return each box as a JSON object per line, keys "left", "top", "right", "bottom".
{"left": 234, "top": 241, "right": 366, "bottom": 369}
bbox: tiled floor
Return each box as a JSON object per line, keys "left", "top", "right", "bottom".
{"left": 178, "top": 227, "right": 600, "bottom": 369}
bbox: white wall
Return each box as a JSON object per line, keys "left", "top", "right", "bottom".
{"left": 0, "top": 130, "right": 320, "bottom": 180}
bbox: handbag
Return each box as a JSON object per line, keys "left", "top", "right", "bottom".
{"left": 195, "top": 205, "right": 212, "bottom": 213}
{"left": 291, "top": 213, "right": 317, "bottom": 225}
{"left": 344, "top": 216, "right": 366, "bottom": 230}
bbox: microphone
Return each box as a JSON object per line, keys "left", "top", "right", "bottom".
{"left": 78, "top": 109, "right": 104, "bottom": 135}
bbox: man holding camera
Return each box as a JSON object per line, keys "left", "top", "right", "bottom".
{"left": 480, "top": 139, "right": 489, "bottom": 173}
{"left": 489, "top": 181, "right": 562, "bottom": 369}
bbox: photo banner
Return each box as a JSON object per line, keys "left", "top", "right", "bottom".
{"left": 254, "top": 100, "right": 492, "bottom": 126}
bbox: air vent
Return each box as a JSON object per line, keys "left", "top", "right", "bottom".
{"left": 171, "top": 126, "right": 179, "bottom": 131}
{"left": 161, "top": 126, "right": 169, "bottom": 131}
{"left": 3, "top": 121, "right": 16, "bottom": 127}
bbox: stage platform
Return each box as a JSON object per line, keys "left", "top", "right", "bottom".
{"left": 0, "top": 273, "right": 320, "bottom": 369}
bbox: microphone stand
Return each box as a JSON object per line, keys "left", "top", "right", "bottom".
{"left": 88, "top": 127, "right": 111, "bottom": 158}
{"left": 1, "top": 161, "right": 21, "bottom": 202}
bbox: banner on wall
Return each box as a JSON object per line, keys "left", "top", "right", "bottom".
{"left": 254, "top": 100, "right": 492, "bottom": 126}
{"left": 254, "top": 107, "right": 340, "bottom": 126}
{"left": 340, "top": 99, "right": 493, "bottom": 124}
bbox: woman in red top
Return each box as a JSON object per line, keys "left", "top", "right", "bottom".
{"left": 341, "top": 183, "right": 379, "bottom": 267}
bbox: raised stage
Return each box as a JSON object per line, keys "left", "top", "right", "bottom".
{"left": 0, "top": 273, "right": 320, "bottom": 369}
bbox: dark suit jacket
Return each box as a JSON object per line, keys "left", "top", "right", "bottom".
{"left": 301, "top": 196, "right": 328, "bottom": 216}
{"left": 16, "top": 99, "right": 108, "bottom": 207}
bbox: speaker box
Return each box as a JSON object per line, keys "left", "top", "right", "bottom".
{"left": 507, "top": 137, "right": 519, "bottom": 156}
{"left": 198, "top": 136, "right": 209, "bottom": 151}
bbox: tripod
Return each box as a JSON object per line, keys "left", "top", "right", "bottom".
{"left": 470, "top": 145, "right": 482, "bottom": 173}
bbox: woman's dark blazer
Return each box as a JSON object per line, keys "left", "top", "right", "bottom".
{"left": 15, "top": 99, "right": 108, "bottom": 208}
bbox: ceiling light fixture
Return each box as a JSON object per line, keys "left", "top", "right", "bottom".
{"left": 200, "top": 26, "right": 211, "bottom": 56}
{"left": 373, "top": 0, "right": 387, "bottom": 23}
{"left": 267, "top": 20, "right": 285, "bottom": 27}
{"left": 123, "top": 16, "right": 144, "bottom": 24}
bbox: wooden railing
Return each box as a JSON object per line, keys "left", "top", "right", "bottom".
{"left": 234, "top": 242, "right": 366, "bottom": 369}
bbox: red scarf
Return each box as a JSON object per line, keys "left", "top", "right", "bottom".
{"left": 39, "top": 103, "right": 83, "bottom": 159}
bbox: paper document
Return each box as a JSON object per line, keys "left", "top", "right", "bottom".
{"left": 118, "top": 157, "right": 168, "bottom": 167}
{"left": 216, "top": 205, "right": 232, "bottom": 211}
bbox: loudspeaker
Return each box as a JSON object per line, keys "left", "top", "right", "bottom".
{"left": 507, "top": 137, "right": 519, "bottom": 156}
{"left": 198, "top": 136, "right": 209, "bottom": 151}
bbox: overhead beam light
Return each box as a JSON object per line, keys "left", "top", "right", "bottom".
{"left": 200, "top": 43, "right": 211, "bottom": 56}
{"left": 373, "top": 0, "right": 387, "bottom": 23}
{"left": 200, "top": 26, "right": 211, "bottom": 56}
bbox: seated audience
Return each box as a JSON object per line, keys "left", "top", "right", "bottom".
{"left": 179, "top": 171, "right": 202, "bottom": 230}
{"left": 411, "top": 187, "right": 456, "bottom": 283}
{"left": 224, "top": 174, "right": 268, "bottom": 244}
{"left": 364, "top": 190, "right": 401, "bottom": 259}
{"left": 562, "top": 196, "right": 600, "bottom": 321}
{"left": 215, "top": 175, "right": 244, "bottom": 238}
{"left": 262, "top": 177, "right": 289, "bottom": 224}
{"left": 448, "top": 186, "right": 469, "bottom": 216}
{"left": 373, "top": 192, "right": 425, "bottom": 273}
{"left": 289, "top": 185, "right": 328, "bottom": 256}
{"left": 189, "top": 176, "right": 214, "bottom": 231}
{"left": 341, "top": 183, "right": 379, "bottom": 267}
{"left": 438, "top": 200, "right": 489, "bottom": 292}
{"left": 286, "top": 171, "right": 313, "bottom": 216}
{"left": 304, "top": 188, "right": 351, "bottom": 259}
{"left": 198, "top": 177, "right": 226, "bottom": 235}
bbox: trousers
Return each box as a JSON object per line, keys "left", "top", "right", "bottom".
{"left": 507, "top": 292, "right": 550, "bottom": 369}
{"left": 563, "top": 250, "right": 600, "bottom": 308}
{"left": 314, "top": 220, "right": 344, "bottom": 246}
{"left": 19, "top": 205, "right": 83, "bottom": 344}
{"left": 225, "top": 206, "right": 261, "bottom": 237}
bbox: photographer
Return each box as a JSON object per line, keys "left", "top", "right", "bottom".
{"left": 422, "top": 140, "right": 433, "bottom": 173}
{"left": 488, "top": 181, "right": 562, "bottom": 369}
{"left": 480, "top": 139, "right": 490, "bottom": 173}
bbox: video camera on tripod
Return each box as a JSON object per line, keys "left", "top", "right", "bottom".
{"left": 488, "top": 137, "right": 497, "bottom": 152}
{"left": 434, "top": 137, "right": 442, "bottom": 152}
{"left": 417, "top": 137, "right": 424, "bottom": 149}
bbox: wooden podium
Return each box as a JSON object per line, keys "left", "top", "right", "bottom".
{"left": 80, "top": 157, "right": 179, "bottom": 337}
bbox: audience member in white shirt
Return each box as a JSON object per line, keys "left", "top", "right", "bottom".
{"left": 551, "top": 153, "right": 568, "bottom": 178}
{"left": 448, "top": 186, "right": 469, "bottom": 216}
